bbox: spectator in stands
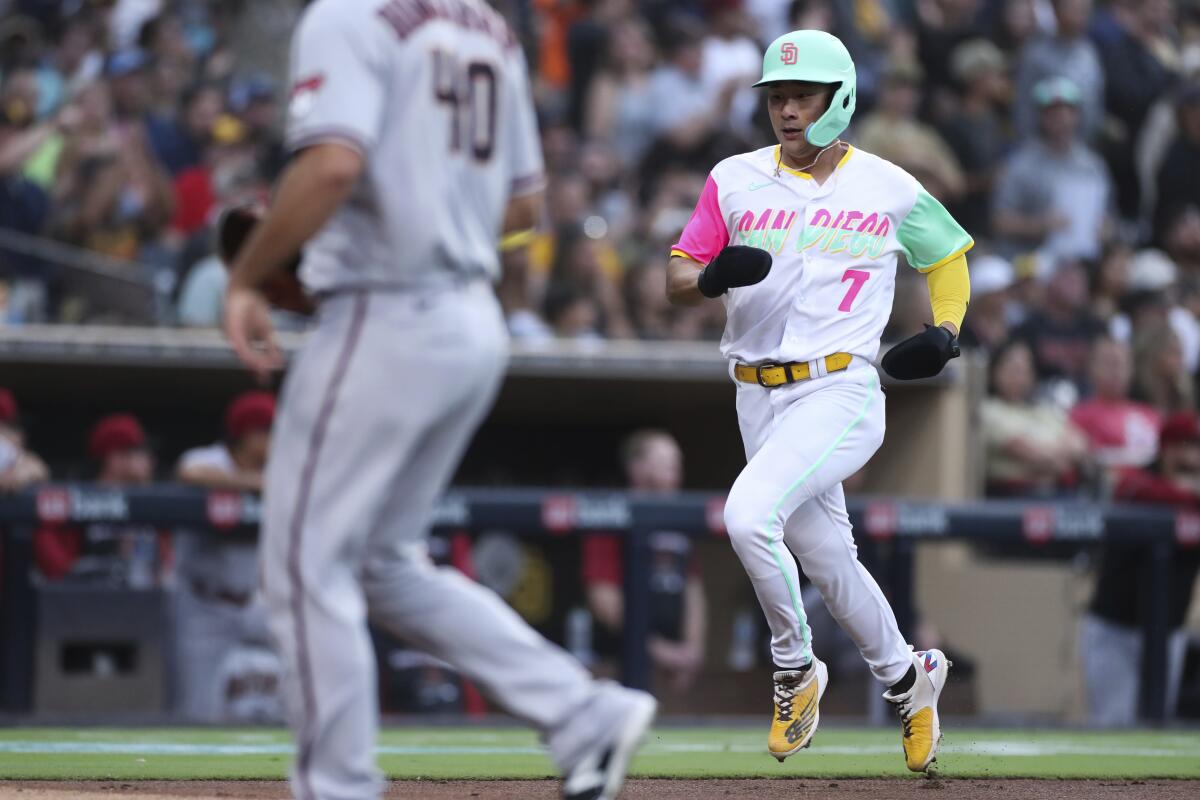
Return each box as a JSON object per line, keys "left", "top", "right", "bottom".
{"left": 50, "top": 80, "right": 173, "bottom": 261}
{"left": 940, "top": 39, "right": 1012, "bottom": 238}
{"left": 1131, "top": 321, "right": 1195, "bottom": 416}
{"left": 994, "top": 0, "right": 1044, "bottom": 55}
{"left": 1163, "top": 204, "right": 1200, "bottom": 276}
{"left": 1013, "top": 0, "right": 1104, "bottom": 142}
{"left": 543, "top": 282, "right": 603, "bottom": 342}
{"left": 583, "top": 430, "right": 707, "bottom": 693}
{"left": 981, "top": 339, "right": 1090, "bottom": 497}
{"left": 227, "top": 73, "right": 284, "bottom": 181}
{"left": 856, "top": 59, "right": 966, "bottom": 203}
{"left": 700, "top": 0, "right": 762, "bottom": 135}
{"left": 173, "top": 390, "right": 282, "bottom": 723}
{"left": 498, "top": 245, "right": 553, "bottom": 341}
{"left": 104, "top": 48, "right": 153, "bottom": 123}
{"left": 145, "top": 81, "right": 224, "bottom": 177}
{"left": 168, "top": 113, "right": 256, "bottom": 241}
{"left": 545, "top": 222, "right": 632, "bottom": 339}
{"left": 583, "top": 16, "right": 659, "bottom": 173}
{"left": 1081, "top": 411, "right": 1200, "bottom": 725}
{"left": 1117, "top": 248, "right": 1200, "bottom": 375}
{"left": 0, "top": 387, "right": 48, "bottom": 492}
{"left": 1153, "top": 81, "right": 1200, "bottom": 246}
{"left": 1070, "top": 337, "right": 1162, "bottom": 471}
{"left": 34, "top": 413, "right": 167, "bottom": 588}
{"left": 1096, "top": 0, "right": 1179, "bottom": 220}
{"left": 992, "top": 76, "right": 1112, "bottom": 262}
{"left": 912, "top": 0, "right": 989, "bottom": 93}
{"left": 641, "top": 17, "right": 745, "bottom": 186}
{"left": 0, "top": 67, "right": 69, "bottom": 321}
{"left": 1013, "top": 258, "right": 1107, "bottom": 385}
{"left": 1089, "top": 243, "right": 1133, "bottom": 338}
{"left": 34, "top": 15, "right": 104, "bottom": 120}
{"left": 959, "top": 254, "right": 1016, "bottom": 351}
{"left": 624, "top": 257, "right": 674, "bottom": 340}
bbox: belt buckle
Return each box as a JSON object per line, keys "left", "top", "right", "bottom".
{"left": 755, "top": 364, "right": 775, "bottom": 388}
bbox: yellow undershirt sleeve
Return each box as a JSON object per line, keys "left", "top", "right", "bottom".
{"left": 924, "top": 253, "right": 970, "bottom": 332}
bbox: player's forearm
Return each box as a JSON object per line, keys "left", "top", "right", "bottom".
{"left": 667, "top": 256, "right": 706, "bottom": 306}
{"left": 228, "top": 143, "right": 363, "bottom": 291}
{"left": 925, "top": 254, "right": 970, "bottom": 335}
{"left": 177, "top": 464, "right": 263, "bottom": 493}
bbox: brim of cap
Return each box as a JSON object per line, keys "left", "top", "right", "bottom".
{"left": 753, "top": 70, "right": 846, "bottom": 88}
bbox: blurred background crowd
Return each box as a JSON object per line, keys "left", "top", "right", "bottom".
{"left": 2, "top": 0, "right": 1200, "bottom": 723}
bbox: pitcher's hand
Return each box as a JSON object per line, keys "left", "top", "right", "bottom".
{"left": 223, "top": 285, "right": 283, "bottom": 383}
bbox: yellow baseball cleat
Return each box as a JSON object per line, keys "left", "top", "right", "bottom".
{"left": 767, "top": 658, "right": 828, "bottom": 762}
{"left": 883, "top": 649, "right": 952, "bottom": 772}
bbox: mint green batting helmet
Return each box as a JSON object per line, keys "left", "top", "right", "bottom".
{"left": 754, "top": 30, "right": 856, "bottom": 148}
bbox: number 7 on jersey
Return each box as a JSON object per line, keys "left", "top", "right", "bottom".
{"left": 839, "top": 269, "right": 870, "bottom": 312}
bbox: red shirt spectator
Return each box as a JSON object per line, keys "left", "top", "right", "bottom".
{"left": 1070, "top": 337, "right": 1161, "bottom": 469}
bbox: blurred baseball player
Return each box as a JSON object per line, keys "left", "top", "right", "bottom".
{"left": 667, "top": 31, "right": 971, "bottom": 771}
{"left": 221, "top": 1, "right": 655, "bottom": 798}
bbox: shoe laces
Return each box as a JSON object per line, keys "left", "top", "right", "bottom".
{"left": 886, "top": 691, "right": 916, "bottom": 739}
{"left": 774, "top": 680, "right": 798, "bottom": 722}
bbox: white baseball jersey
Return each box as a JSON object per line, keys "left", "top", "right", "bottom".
{"left": 672, "top": 145, "right": 973, "bottom": 365}
{"left": 285, "top": 0, "right": 544, "bottom": 294}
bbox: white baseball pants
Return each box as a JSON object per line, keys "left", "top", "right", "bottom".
{"left": 261, "top": 284, "right": 603, "bottom": 800}
{"left": 723, "top": 360, "right": 912, "bottom": 685}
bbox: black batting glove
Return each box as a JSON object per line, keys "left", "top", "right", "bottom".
{"left": 696, "top": 245, "right": 773, "bottom": 298}
{"left": 880, "top": 324, "right": 961, "bottom": 380}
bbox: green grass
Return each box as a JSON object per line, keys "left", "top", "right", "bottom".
{"left": 0, "top": 727, "right": 1197, "bottom": 781}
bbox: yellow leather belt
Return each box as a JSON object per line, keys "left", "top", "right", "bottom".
{"left": 734, "top": 352, "right": 854, "bottom": 388}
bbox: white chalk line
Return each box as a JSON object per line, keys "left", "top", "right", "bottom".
{"left": 0, "top": 741, "right": 1196, "bottom": 758}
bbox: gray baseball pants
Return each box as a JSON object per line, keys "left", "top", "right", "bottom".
{"left": 261, "top": 283, "right": 601, "bottom": 800}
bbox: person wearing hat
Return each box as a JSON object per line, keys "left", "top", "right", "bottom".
{"left": 104, "top": 47, "right": 153, "bottom": 122}
{"left": 172, "top": 391, "right": 282, "bottom": 723}
{"left": 1081, "top": 411, "right": 1200, "bottom": 724}
{"left": 1013, "top": 0, "right": 1104, "bottom": 141}
{"left": 958, "top": 254, "right": 1016, "bottom": 351}
{"left": 992, "top": 75, "right": 1113, "bottom": 262}
{"left": 667, "top": 29, "right": 972, "bottom": 770}
{"left": 33, "top": 413, "right": 165, "bottom": 587}
{"left": 0, "top": 387, "right": 49, "bottom": 492}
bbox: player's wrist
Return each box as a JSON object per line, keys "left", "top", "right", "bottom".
{"left": 696, "top": 266, "right": 725, "bottom": 299}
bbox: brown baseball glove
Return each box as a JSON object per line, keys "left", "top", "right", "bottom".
{"left": 216, "top": 203, "right": 314, "bottom": 315}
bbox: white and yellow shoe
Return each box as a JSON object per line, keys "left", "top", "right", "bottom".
{"left": 882, "top": 649, "right": 952, "bottom": 772}
{"left": 767, "top": 658, "right": 828, "bottom": 762}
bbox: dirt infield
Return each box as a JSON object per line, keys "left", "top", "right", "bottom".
{"left": 3, "top": 780, "right": 1200, "bottom": 799}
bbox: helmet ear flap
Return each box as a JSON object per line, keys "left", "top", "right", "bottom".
{"left": 804, "top": 81, "right": 854, "bottom": 148}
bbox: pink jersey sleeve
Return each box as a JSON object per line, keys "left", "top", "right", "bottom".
{"left": 671, "top": 175, "right": 729, "bottom": 264}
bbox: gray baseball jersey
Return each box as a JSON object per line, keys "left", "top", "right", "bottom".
{"left": 285, "top": 0, "right": 544, "bottom": 293}
{"left": 261, "top": 3, "right": 640, "bottom": 798}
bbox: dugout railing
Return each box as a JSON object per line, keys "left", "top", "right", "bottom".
{"left": 0, "top": 485, "right": 1193, "bottom": 721}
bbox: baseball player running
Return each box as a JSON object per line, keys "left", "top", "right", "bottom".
{"left": 667, "top": 30, "right": 970, "bottom": 771}
{"left": 221, "top": 1, "right": 655, "bottom": 798}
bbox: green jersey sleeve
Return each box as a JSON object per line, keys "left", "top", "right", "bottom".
{"left": 896, "top": 188, "right": 974, "bottom": 271}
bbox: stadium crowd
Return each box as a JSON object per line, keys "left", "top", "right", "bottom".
{"left": 1, "top": 0, "right": 1198, "bottom": 488}
{"left": 2, "top": 0, "right": 1200, "bottom": 724}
